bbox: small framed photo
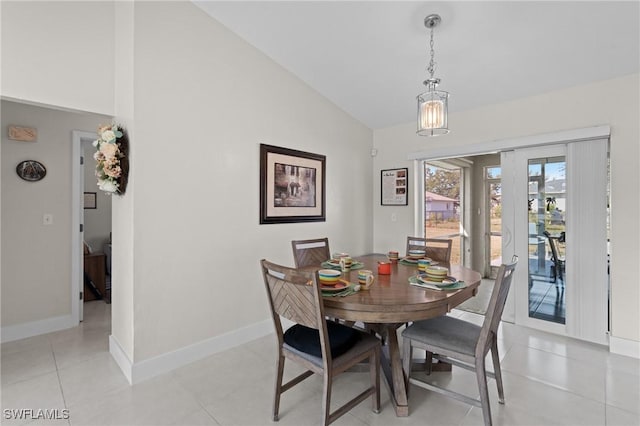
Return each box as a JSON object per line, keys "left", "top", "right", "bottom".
{"left": 260, "top": 144, "right": 326, "bottom": 224}
{"left": 84, "top": 192, "right": 97, "bottom": 209}
{"left": 381, "top": 168, "right": 408, "bottom": 206}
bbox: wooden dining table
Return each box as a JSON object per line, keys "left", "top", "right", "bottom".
{"left": 322, "top": 253, "right": 482, "bottom": 417}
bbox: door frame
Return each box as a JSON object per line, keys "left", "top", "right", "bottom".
{"left": 72, "top": 130, "right": 97, "bottom": 324}
{"left": 484, "top": 166, "right": 502, "bottom": 279}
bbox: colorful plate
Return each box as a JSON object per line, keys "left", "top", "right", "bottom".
{"left": 321, "top": 282, "right": 350, "bottom": 293}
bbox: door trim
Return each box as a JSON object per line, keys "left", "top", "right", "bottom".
{"left": 72, "top": 131, "right": 97, "bottom": 324}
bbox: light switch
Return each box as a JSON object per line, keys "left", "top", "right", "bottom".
{"left": 391, "top": 213, "right": 397, "bottom": 222}
{"left": 43, "top": 213, "right": 53, "bottom": 225}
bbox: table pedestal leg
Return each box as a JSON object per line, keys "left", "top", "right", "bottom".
{"left": 379, "top": 324, "right": 409, "bottom": 417}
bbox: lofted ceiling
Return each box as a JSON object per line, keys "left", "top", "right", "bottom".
{"left": 194, "top": 1, "right": 640, "bottom": 130}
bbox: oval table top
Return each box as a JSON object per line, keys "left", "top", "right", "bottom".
{"left": 322, "top": 253, "right": 482, "bottom": 323}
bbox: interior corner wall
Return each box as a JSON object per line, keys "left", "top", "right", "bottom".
{"left": 1, "top": 101, "right": 112, "bottom": 331}
{"left": 129, "top": 2, "right": 373, "bottom": 362}
{"left": 110, "top": 0, "right": 136, "bottom": 364}
{"left": 373, "top": 73, "right": 640, "bottom": 348}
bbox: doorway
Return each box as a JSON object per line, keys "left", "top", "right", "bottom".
{"left": 423, "top": 161, "right": 466, "bottom": 265}
{"left": 73, "top": 131, "right": 112, "bottom": 323}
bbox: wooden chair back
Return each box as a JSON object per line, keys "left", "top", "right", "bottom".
{"left": 260, "top": 259, "right": 381, "bottom": 425}
{"left": 406, "top": 236, "right": 453, "bottom": 263}
{"left": 291, "top": 237, "right": 330, "bottom": 268}
{"left": 261, "top": 259, "right": 324, "bottom": 328}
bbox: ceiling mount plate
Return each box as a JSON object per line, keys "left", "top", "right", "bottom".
{"left": 424, "top": 14, "right": 441, "bottom": 29}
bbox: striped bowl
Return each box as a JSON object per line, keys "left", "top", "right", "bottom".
{"left": 424, "top": 265, "right": 448, "bottom": 282}
{"left": 407, "top": 249, "right": 426, "bottom": 259}
{"left": 318, "top": 269, "right": 341, "bottom": 284}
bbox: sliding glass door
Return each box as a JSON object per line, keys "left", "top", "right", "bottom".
{"left": 505, "top": 141, "right": 609, "bottom": 343}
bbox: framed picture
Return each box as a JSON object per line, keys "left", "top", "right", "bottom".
{"left": 381, "top": 168, "right": 408, "bottom": 206}
{"left": 260, "top": 143, "right": 326, "bottom": 224}
{"left": 84, "top": 192, "right": 97, "bottom": 209}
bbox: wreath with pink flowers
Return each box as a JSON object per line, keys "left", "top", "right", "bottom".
{"left": 93, "top": 124, "right": 129, "bottom": 194}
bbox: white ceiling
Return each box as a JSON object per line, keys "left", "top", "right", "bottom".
{"left": 194, "top": 1, "right": 640, "bottom": 130}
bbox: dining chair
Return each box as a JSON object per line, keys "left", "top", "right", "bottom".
{"left": 260, "top": 259, "right": 381, "bottom": 425}
{"left": 291, "top": 237, "right": 331, "bottom": 268}
{"left": 543, "top": 231, "right": 565, "bottom": 284}
{"left": 406, "top": 236, "right": 453, "bottom": 263}
{"left": 401, "top": 256, "right": 518, "bottom": 426}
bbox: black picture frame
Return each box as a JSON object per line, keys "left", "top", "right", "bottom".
{"left": 260, "top": 143, "right": 326, "bottom": 224}
{"left": 381, "top": 168, "right": 409, "bottom": 206}
{"left": 84, "top": 192, "right": 97, "bottom": 209}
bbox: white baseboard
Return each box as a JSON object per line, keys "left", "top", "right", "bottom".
{"left": 1, "top": 314, "right": 77, "bottom": 343}
{"left": 610, "top": 335, "right": 640, "bottom": 359}
{"left": 109, "top": 319, "right": 274, "bottom": 385}
{"left": 109, "top": 334, "right": 133, "bottom": 384}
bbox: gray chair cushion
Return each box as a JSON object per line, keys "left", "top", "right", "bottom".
{"left": 402, "top": 316, "right": 481, "bottom": 356}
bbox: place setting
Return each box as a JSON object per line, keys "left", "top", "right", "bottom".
{"left": 408, "top": 265, "right": 466, "bottom": 291}
{"left": 318, "top": 269, "right": 361, "bottom": 297}
{"left": 320, "top": 252, "right": 365, "bottom": 271}
{"left": 399, "top": 249, "right": 438, "bottom": 267}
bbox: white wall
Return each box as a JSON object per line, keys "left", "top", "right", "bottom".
{"left": 373, "top": 74, "right": 640, "bottom": 348}
{"left": 1, "top": 101, "right": 112, "bottom": 330}
{"left": 125, "top": 2, "right": 372, "bottom": 362}
{"left": 0, "top": 1, "right": 114, "bottom": 116}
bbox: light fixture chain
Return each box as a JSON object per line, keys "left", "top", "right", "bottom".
{"left": 427, "top": 26, "right": 436, "bottom": 78}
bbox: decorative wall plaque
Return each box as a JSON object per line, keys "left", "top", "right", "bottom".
{"left": 8, "top": 126, "right": 37, "bottom": 142}
{"left": 16, "top": 160, "right": 46, "bottom": 182}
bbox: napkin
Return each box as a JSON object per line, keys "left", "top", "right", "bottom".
{"left": 408, "top": 276, "right": 466, "bottom": 291}
{"left": 322, "top": 284, "right": 359, "bottom": 297}
{"left": 320, "top": 261, "right": 365, "bottom": 270}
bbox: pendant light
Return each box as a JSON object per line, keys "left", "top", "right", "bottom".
{"left": 417, "top": 14, "right": 449, "bottom": 136}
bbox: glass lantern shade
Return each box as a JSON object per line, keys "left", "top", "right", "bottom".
{"left": 417, "top": 89, "right": 449, "bottom": 136}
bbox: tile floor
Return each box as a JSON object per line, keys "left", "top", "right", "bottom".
{"left": 2, "top": 301, "right": 639, "bottom": 426}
